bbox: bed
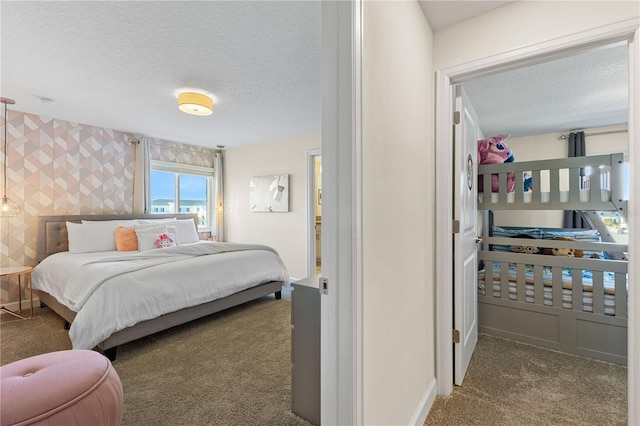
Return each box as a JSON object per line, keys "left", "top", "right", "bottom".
{"left": 33, "top": 214, "right": 289, "bottom": 361}
{"left": 477, "top": 153, "right": 629, "bottom": 365}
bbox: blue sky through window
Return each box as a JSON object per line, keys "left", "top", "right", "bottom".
{"left": 150, "top": 171, "right": 175, "bottom": 201}
{"left": 151, "top": 172, "right": 207, "bottom": 200}
{"left": 180, "top": 175, "right": 207, "bottom": 200}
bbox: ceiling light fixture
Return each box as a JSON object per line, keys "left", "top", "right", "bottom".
{"left": 1, "top": 97, "right": 21, "bottom": 217}
{"left": 178, "top": 92, "right": 213, "bottom": 116}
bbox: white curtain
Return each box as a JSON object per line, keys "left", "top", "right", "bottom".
{"left": 214, "top": 151, "right": 224, "bottom": 241}
{"left": 133, "top": 137, "right": 150, "bottom": 213}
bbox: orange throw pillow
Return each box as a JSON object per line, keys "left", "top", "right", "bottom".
{"left": 115, "top": 226, "right": 138, "bottom": 251}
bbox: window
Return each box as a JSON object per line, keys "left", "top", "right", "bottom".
{"left": 594, "top": 155, "right": 629, "bottom": 245}
{"left": 596, "top": 210, "right": 628, "bottom": 245}
{"left": 150, "top": 161, "right": 215, "bottom": 231}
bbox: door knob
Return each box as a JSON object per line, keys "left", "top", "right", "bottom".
{"left": 475, "top": 237, "right": 483, "bottom": 243}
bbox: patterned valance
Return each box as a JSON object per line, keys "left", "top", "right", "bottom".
{"left": 148, "top": 139, "right": 216, "bottom": 168}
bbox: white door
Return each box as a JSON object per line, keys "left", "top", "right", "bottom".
{"left": 453, "top": 85, "right": 480, "bottom": 385}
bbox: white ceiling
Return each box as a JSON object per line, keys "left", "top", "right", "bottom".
{"left": 1, "top": 1, "right": 628, "bottom": 149}
{"left": 418, "top": 0, "right": 514, "bottom": 32}
{"left": 1, "top": 1, "right": 321, "bottom": 149}
{"left": 462, "top": 42, "right": 629, "bottom": 138}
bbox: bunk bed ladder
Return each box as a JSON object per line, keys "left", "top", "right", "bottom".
{"left": 608, "top": 153, "right": 628, "bottom": 225}
{"left": 579, "top": 153, "right": 628, "bottom": 260}
{"left": 581, "top": 211, "right": 628, "bottom": 261}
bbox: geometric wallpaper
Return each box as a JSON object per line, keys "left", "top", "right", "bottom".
{"left": 1, "top": 109, "right": 215, "bottom": 306}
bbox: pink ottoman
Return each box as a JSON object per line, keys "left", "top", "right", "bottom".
{"left": 0, "top": 350, "right": 123, "bottom": 426}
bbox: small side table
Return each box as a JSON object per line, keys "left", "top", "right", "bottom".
{"left": 291, "top": 276, "right": 320, "bottom": 425}
{"left": 0, "top": 266, "right": 34, "bottom": 320}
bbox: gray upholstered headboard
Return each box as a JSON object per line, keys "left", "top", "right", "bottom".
{"left": 36, "top": 213, "right": 199, "bottom": 263}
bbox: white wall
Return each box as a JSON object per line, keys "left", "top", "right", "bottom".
{"left": 223, "top": 133, "right": 320, "bottom": 279}
{"left": 362, "top": 1, "right": 435, "bottom": 423}
{"left": 493, "top": 125, "right": 628, "bottom": 227}
{"left": 507, "top": 126, "right": 629, "bottom": 160}
{"left": 432, "top": 0, "right": 638, "bottom": 403}
{"left": 434, "top": 1, "right": 640, "bottom": 71}
{"left": 434, "top": 1, "right": 638, "bottom": 233}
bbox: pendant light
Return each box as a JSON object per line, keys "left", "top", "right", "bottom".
{"left": 1, "top": 97, "right": 21, "bottom": 217}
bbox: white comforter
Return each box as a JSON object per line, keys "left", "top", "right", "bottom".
{"left": 32, "top": 242, "right": 289, "bottom": 350}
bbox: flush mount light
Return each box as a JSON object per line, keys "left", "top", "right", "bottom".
{"left": 178, "top": 92, "right": 213, "bottom": 116}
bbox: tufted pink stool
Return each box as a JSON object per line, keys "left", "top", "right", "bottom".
{"left": 0, "top": 350, "right": 123, "bottom": 426}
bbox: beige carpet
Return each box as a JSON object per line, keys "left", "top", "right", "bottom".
{"left": 426, "top": 334, "right": 627, "bottom": 426}
{"left": 3, "top": 303, "right": 627, "bottom": 425}
{"left": 1, "top": 293, "right": 310, "bottom": 426}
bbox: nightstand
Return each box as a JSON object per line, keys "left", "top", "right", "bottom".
{"left": 291, "top": 275, "right": 320, "bottom": 425}
{"left": 0, "top": 266, "right": 34, "bottom": 319}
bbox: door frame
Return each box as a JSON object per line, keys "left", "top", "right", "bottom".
{"left": 306, "top": 149, "right": 322, "bottom": 277}
{"left": 320, "top": 1, "right": 363, "bottom": 424}
{"left": 434, "top": 17, "right": 639, "bottom": 423}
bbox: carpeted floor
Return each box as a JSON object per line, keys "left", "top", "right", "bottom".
{"left": 1, "top": 292, "right": 310, "bottom": 426}
{"left": 2, "top": 301, "right": 628, "bottom": 425}
{"left": 426, "top": 334, "right": 627, "bottom": 426}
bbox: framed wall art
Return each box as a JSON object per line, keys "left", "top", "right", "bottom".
{"left": 250, "top": 174, "right": 289, "bottom": 212}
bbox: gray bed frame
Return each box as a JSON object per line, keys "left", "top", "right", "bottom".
{"left": 477, "top": 153, "right": 629, "bottom": 365}
{"left": 36, "top": 213, "right": 284, "bottom": 361}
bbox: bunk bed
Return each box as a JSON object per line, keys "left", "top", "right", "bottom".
{"left": 477, "top": 153, "right": 629, "bottom": 364}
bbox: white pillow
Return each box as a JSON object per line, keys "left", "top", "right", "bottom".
{"left": 135, "top": 223, "right": 168, "bottom": 231}
{"left": 81, "top": 221, "right": 138, "bottom": 241}
{"left": 168, "top": 219, "right": 200, "bottom": 244}
{"left": 139, "top": 219, "right": 199, "bottom": 244}
{"left": 134, "top": 225, "right": 173, "bottom": 252}
{"left": 66, "top": 222, "right": 118, "bottom": 253}
{"left": 135, "top": 217, "right": 177, "bottom": 224}
{"left": 81, "top": 219, "right": 139, "bottom": 226}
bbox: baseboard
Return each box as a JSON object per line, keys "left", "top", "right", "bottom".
{"left": 0, "top": 295, "right": 40, "bottom": 316}
{"left": 409, "top": 376, "right": 438, "bottom": 426}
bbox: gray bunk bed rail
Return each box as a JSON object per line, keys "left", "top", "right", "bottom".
{"left": 477, "top": 152, "right": 627, "bottom": 220}
{"left": 478, "top": 235, "right": 629, "bottom": 364}
{"left": 480, "top": 237, "right": 628, "bottom": 316}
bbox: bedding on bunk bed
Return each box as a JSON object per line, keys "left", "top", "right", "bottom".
{"left": 33, "top": 241, "right": 289, "bottom": 350}
{"left": 477, "top": 263, "right": 617, "bottom": 315}
{"left": 478, "top": 225, "right": 628, "bottom": 316}
{"left": 489, "top": 226, "right": 606, "bottom": 258}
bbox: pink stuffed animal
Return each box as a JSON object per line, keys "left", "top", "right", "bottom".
{"left": 154, "top": 233, "right": 175, "bottom": 249}
{"left": 478, "top": 134, "right": 515, "bottom": 192}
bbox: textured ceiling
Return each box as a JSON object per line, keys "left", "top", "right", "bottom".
{"left": 1, "top": 1, "right": 628, "bottom": 149}
{"left": 418, "top": 0, "right": 515, "bottom": 32}
{"left": 1, "top": 1, "right": 321, "bottom": 149}
{"left": 461, "top": 43, "right": 629, "bottom": 138}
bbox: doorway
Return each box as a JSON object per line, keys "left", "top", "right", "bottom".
{"left": 435, "top": 18, "right": 639, "bottom": 411}
{"left": 455, "top": 39, "right": 630, "bottom": 375}
{"left": 307, "top": 150, "right": 322, "bottom": 276}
